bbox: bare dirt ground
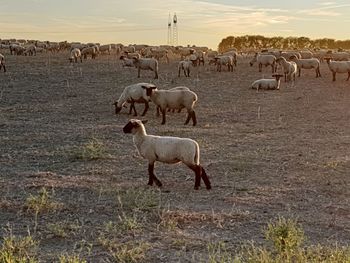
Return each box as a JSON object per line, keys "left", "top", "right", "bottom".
{"left": 0, "top": 51, "right": 349, "bottom": 262}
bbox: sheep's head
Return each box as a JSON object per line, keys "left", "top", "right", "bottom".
{"left": 142, "top": 85, "right": 157, "bottom": 96}
{"left": 323, "top": 57, "right": 332, "bottom": 64}
{"left": 123, "top": 119, "right": 148, "bottom": 134}
{"left": 289, "top": 55, "right": 297, "bottom": 60}
{"left": 119, "top": 55, "right": 125, "bottom": 60}
{"left": 113, "top": 101, "right": 123, "bottom": 114}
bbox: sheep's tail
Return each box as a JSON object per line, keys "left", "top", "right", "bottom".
{"left": 194, "top": 142, "right": 200, "bottom": 165}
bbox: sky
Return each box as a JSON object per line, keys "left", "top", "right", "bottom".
{"left": 1, "top": 0, "right": 350, "bottom": 49}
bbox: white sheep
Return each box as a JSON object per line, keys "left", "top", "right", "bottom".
{"left": 156, "top": 86, "right": 191, "bottom": 115}
{"left": 99, "top": 44, "right": 112, "bottom": 55}
{"left": 123, "top": 119, "right": 211, "bottom": 190}
{"left": 114, "top": 82, "right": 155, "bottom": 116}
{"left": 0, "top": 53, "right": 6, "bottom": 72}
{"left": 289, "top": 55, "right": 321, "bottom": 78}
{"left": 324, "top": 57, "right": 350, "bottom": 81}
{"left": 132, "top": 57, "right": 159, "bottom": 79}
{"left": 250, "top": 53, "right": 276, "bottom": 73}
{"left": 251, "top": 74, "right": 284, "bottom": 91}
{"left": 81, "top": 46, "right": 98, "bottom": 59}
{"left": 23, "top": 44, "right": 36, "bottom": 56}
{"left": 276, "top": 57, "right": 297, "bottom": 82}
{"left": 327, "top": 51, "right": 350, "bottom": 61}
{"left": 214, "top": 55, "right": 234, "bottom": 72}
{"left": 299, "top": 50, "right": 313, "bottom": 59}
{"left": 222, "top": 51, "right": 237, "bottom": 66}
{"left": 142, "top": 85, "right": 197, "bottom": 126}
{"left": 69, "top": 48, "right": 82, "bottom": 63}
{"left": 178, "top": 60, "right": 191, "bottom": 77}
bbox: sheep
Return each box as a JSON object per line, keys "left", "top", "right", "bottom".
{"left": 156, "top": 86, "right": 191, "bottom": 115}
{"left": 142, "top": 85, "right": 197, "bottom": 126}
{"left": 276, "top": 57, "right": 297, "bottom": 82}
{"left": 251, "top": 74, "right": 284, "bottom": 91}
{"left": 23, "top": 44, "right": 36, "bottom": 56}
{"left": 123, "top": 119, "right": 211, "bottom": 190}
{"left": 299, "top": 50, "right": 313, "bottom": 59}
{"left": 132, "top": 57, "right": 159, "bottom": 79}
{"left": 222, "top": 51, "right": 237, "bottom": 66}
{"left": 69, "top": 48, "right": 82, "bottom": 63}
{"left": 178, "top": 60, "right": 191, "bottom": 77}
{"left": 327, "top": 51, "right": 350, "bottom": 61}
{"left": 324, "top": 57, "right": 350, "bottom": 81}
{"left": 119, "top": 55, "right": 135, "bottom": 67}
{"left": 124, "top": 51, "right": 141, "bottom": 59}
{"left": 214, "top": 55, "right": 234, "bottom": 72}
{"left": 81, "top": 46, "right": 98, "bottom": 59}
{"left": 279, "top": 51, "right": 301, "bottom": 60}
{"left": 99, "top": 44, "right": 112, "bottom": 55}
{"left": 113, "top": 82, "right": 155, "bottom": 116}
{"left": 0, "top": 53, "right": 6, "bottom": 72}
{"left": 250, "top": 53, "right": 276, "bottom": 73}
{"left": 289, "top": 55, "right": 321, "bottom": 78}
{"left": 10, "top": 44, "right": 25, "bottom": 55}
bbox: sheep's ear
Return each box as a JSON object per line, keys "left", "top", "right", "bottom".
{"left": 141, "top": 85, "right": 148, "bottom": 89}
{"left": 141, "top": 120, "right": 148, "bottom": 124}
{"left": 151, "top": 86, "right": 157, "bottom": 89}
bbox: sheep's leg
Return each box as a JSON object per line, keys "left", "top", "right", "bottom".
{"left": 200, "top": 167, "right": 211, "bottom": 190}
{"left": 161, "top": 108, "right": 166, "bottom": 125}
{"left": 191, "top": 111, "right": 197, "bottom": 126}
{"left": 298, "top": 68, "right": 301, "bottom": 77}
{"left": 178, "top": 68, "right": 181, "bottom": 77}
{"left": 187, "top": 164, "right": 201, "bottom": 190}
{"left": 141, "top": 101, "right": 149, "bottom": 116}
{"left": 184, "top": 111, "right": 191, "bottom": 125}
{"left": 156, "top": 106, "right": 160, "bottom": 117}
{"left": 347, "top": 72, "right": 350, "bottom": 81}
{"left": 132, "top": 104, "right": 137, "bottom": 116}
{"left": 259, "top": 63, "right": 262, "bottom": 72}
{"left": 148, "top": 163, "right": 162, "bottom": 187}
{"left": 332, "top": 72, "right": 336, "bottom": 81}
{"left": 138, "top": 67, "right": 141, "bottom": 78}
{"left": 154, "top": 71, "right": 158, "bottom": 79}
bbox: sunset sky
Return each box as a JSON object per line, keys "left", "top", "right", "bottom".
{"left": 1, "top": 0, "right": 350, "bottom": 49}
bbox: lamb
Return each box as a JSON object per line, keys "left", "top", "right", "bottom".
{"left": 178, "top": 60, "right": 191, "bottom": 77}
{"left": 142, "top": 85, "right": 197, "bottom": 126}
{"left": 123, "top": 119, "right": 211, "bottom": 190}
{"left": 289, "top": 55, "right": 321, "bottom": 78}
{"left": 69, "top": 48, "right": 82, "bottom": 63}
{"left": 132, "top": 57, "right": 159, "bottom": 79}
{"left": 113, "top": 82, "right": 155, "bottom": 116}
{"left": 214, "top": 55, "right": 234, "bottom": 72}
{"left": 251, "top": 74, "right": 284, "bottom": 91}
{"left": 0, "top": 53, "right": 6, "bottom": 72}
{"left": 276, "top": 57, "right": 297, "bottom": 82}
{"left": 324, "top": 57, "right": 350, "bottom": 81}
{"left": 250, "top": 53, "right": 276, "bottom": 73}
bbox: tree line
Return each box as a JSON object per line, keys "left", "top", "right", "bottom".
{"left": 218, "top": 35, "right": 350, "bottom": 52}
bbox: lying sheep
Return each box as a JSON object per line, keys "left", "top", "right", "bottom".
{"left": 132, "top": 57, "right": 159, "bottom": 79}
{"left": 324, "top": 57, "right": 350, "bottom": 81}
{"left": 69, "top": 48, "right": 82, "bottom": 63}
{"left": 250, "top": 53, "right": 276, "bottom": 73}
{"left": 114, "top": 82, "right": 155, "bottom": 116}
{"left": 289, "top": 55, "right": 321, "bottom": 78}
{"left": 178, "top": 60, "right": 191, "bottom": 77}
{"left": 142, "top": 85, "right": 197, "bottom": 125}
{"left": 251, "top": 74, "right": 284, "bottom": 91}
{"left": 276, "top": 57, "right": 297, "bottom": 82}
{"left": 123, "top": 119, "right": 211, "bottom": 190}
{"left": 0, "top": 53, "right": 6, "bottom": 72}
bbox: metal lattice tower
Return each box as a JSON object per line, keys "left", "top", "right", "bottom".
{"left": 167, "top": 13, "right": 172, "bottom": 45}
{"left": 173, "top": 13, "right": 178, "bottom": 46}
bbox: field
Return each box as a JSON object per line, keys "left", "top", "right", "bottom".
{"left": 0, "top": 51, "right": 349, "bottom": 262}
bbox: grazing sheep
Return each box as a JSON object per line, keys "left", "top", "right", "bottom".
{"left": 214, "top": 55, "right": 234, "bottom": 72}
{"left": 99, "top": 44, "right": 112, "bottom": 55}
{"left": 23, "top": 45, "right": 36, "bottom": 56}
{"left": 81, "top": 46, "right": 98, "bottom": 59}
{"left": 276, "top": 57, "right": 297, "bottom": 82}
{"left": 250, "top": 53, "right": 276, "bottom": 73}
{"left": 251, "top": 74, "right": 284, "bottom": 91}
{"left": 324, "top": 57, "right": 350, "bottom": 81}
{"left": 123, "top": 119, "right": 211, "bottom": 190}
{"left": 279, "top": 51, "right": 301, "bottom": 60}
{"left": 10, "top": 44, "right": 25, "bottom": 55}
{"left": 142, "top": 85, "right": 197, "bottom": 126}
{"left": 299, "top": 50, "right": 314, "bottom": 59}
{"left": 178, "top": 60, "right": 191, "bottom": 77}
{"left": 114, "top": 82, "right": 156, "bottom": 116}
{"left": 0, "top": 53, "right": 6, "bottom": 72}
{"left": 132, "top": 57, "right": 159, "bottom": 79}
{"left": 69, "top": 48, "right": 82, "bottom": 63}
{"left": 124, "top": 52, "right": 141, "bottom": 59}
{"left": 119, "top": 55, "right": 135, "bottom": 67}
{"left": 289, "top": 55, "right": 321, "bottom": 78}
{"left": 222, "top": 51, "right": 237, "bottom": 66}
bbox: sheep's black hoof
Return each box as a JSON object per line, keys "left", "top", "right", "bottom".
{"left": 147, "top": 182, "right": 153, "bottom": 186}
{"left": 194, "top": 186, "right": 199, "bottom": 190}
{"left": 155, "top": 181, "right": 162, "bottom": 187}
{"left": 206, "top": 185, "right": 212, "bottom": 190}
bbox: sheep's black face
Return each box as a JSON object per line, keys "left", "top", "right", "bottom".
{"left": 114, "top": 102, "right": 122, "bottom": 114}
{"left": 123, "top": 121, "right": 138, "bottom": 133}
